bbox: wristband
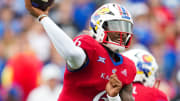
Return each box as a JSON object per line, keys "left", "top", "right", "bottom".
{"left": 37, "top": 14, "right": 48, "bottom": 22}
{"left": 107, "top": 93, "right": 121, "bottom": 101}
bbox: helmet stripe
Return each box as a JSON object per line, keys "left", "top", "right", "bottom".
{"left": 120, "top": 6, "right": 130, "bottom": 20}
{"left": 117, "top": 5, "right": 123, "bottom": 15}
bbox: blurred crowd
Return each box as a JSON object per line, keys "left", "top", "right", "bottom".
{"left": 0, "top": 0, "right": 179, "bottom": 101}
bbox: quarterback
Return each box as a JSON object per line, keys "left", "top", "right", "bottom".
{"left": 106, "top": 49, "right": 168, "bottom": 101}
{"left": 25, "top": 0, "right": 136, "bottom": 101}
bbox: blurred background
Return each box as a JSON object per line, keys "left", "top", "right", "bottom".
{"left": 0, "top": 0, "right": 179, "bottom": 101}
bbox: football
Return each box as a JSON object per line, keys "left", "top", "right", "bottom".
{"left": 31, "top": 0, "right": 54, "bottom": 11}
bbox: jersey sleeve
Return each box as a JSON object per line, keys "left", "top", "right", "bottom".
{"left": 64, "top": 34, "right": 97, "bottom": 72}
{"left": 73, "top": 34, "right": 97, "bottom": 62}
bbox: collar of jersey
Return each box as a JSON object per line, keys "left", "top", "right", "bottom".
{"left": 109, "top": 53, "right": 123, "bottom": 66}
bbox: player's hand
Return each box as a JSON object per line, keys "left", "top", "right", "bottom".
{"left": 106, "top": 74, "right": 123, "bottom": 97}
{"left": 25, "top": 0, "right": 50, "bottom": 17}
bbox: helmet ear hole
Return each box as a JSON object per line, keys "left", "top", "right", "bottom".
{"left": 102, "top": 21, "right": 108, "bottom": 31}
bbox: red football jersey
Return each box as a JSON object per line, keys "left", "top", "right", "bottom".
{"left": 133, "top": 83, "right": 168, "bottom": 101}
{"left": 58, "top": 35, "right": 136, "bottom": 101}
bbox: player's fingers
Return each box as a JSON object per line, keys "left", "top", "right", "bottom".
{"left": 113, "top": 77, "right": 122, "bottom": 85}
{"left": 25, "top": 0, "right": 32, "bottom": 10}
{"left": 31, "top": 6, "right": 47, "bottom": 17}
{"left": 110, "top": 73, "right": 115, "bottom": 76}
{"left": 114, "top": 86, "right": 122, "bottom": 91}
{"left": 112, "top": 81, "right": 121, "bottom": 88}
{"left": 110, "top": 74, "right": 121, "bottom": 84}
{"left": 32, "top": 6, "right": 44, "bottom": 14}
{"left": 109, "top": 79, "right": 119, "bottom": 88}
{"left": 109, "top": 78, "right": 116, "bottom": 87}
{"left": 45, "top": 1, "right": 55, "bottom": 13}
{"left": 30, "top": 7, "right": 39, "bottom": 17}
{"left": 110, "top": 75, "right": 118, "bottom": 83}
{"left": 110, "top": 74, "right": 118, "bottom": 81}
{"left": 110, "top": 74, "right": 120, "bottom": 81}
{"left": 109, "top": 76, "right": 122, "bottom": 89}
{"left": 109, "top": 79, "right": 122, "bottom": 91}
{"left": 106, "top": 81, "right": 111, "bottom": 89}
{"left": 116, "top": 81, "right": 122, "bottom": 88}
{"left": 45, "top": 7, "right": 51, "bottom": 14}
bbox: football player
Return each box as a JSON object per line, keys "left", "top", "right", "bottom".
{"left": 25, "top": 0, "right": 136, "bottom": 101}
{"left": 106, "top": 49, "right": 168, "bottom": 101}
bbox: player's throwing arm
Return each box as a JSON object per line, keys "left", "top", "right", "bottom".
{"left": 24, "top": 0, "right": 87, "bottom": 70}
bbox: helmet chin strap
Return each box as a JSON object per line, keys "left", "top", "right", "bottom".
{"left": 103, "top": 38, "right": 125, "bottom": 53}
{"left": 125, "top": 34, "right": 131, "bottom": 46}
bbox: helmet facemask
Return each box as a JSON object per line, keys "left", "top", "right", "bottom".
{"left": 102, "top": 20, "right": 133, "bottom": 52}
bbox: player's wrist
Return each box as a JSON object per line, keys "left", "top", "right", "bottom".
{"left": 37, "top": 14, "right": 48, "bottom": 22}
{"left": 107, "top": 93, "right": 121, "bottom": 101}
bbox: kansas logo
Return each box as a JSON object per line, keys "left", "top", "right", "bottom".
{"left": 137, "top": 54, "right": 154, "bottom": 76}
{"left": 143, "top": 55, "right": 153, "bottom": 64}
{"left": 137, "top": 61, "right": 150, "bottom": 76}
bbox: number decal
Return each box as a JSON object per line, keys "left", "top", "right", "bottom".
{"left": 74, "top": 38, "right": 82, "bottom": 47}
{"left": 133, "top": 86, "right": 137, "bottom": 94}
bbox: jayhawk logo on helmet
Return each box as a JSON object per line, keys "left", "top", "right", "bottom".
{"left": 136, "top": 54, "right": 154, "bottom": 78}
{"left": 96, "top": 7, "right": 110, "bottom": 15}
{"left": 143, "top": 55, "right": 153, "bottom": 64}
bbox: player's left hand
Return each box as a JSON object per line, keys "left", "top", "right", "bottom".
{"left": 25, "top": 0, "right": 50, "bottom": 17}
{"left": 105, "top": 74, "right": 122, "bottom": 97}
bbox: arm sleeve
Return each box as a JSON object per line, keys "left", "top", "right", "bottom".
{"left": 40, "top": 17, "right": 86, "bottom": 69}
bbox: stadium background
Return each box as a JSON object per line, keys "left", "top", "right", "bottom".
{"left": 0, "top": 0, "right": 179, "bottom": 101}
